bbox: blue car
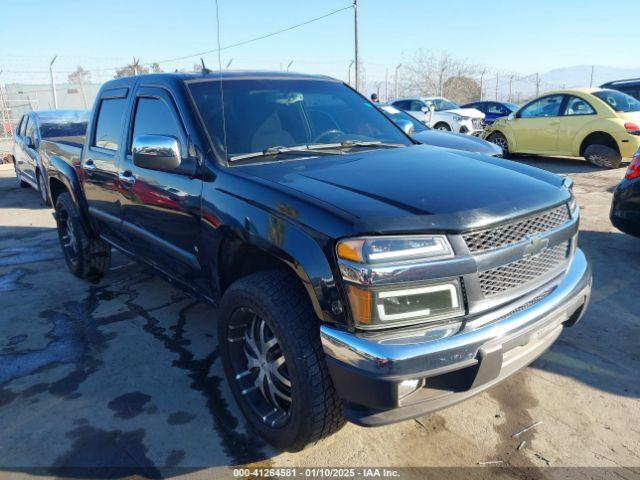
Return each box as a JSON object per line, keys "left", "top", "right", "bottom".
{"left": 461, "top": 101, "right": 519, "bottom": 125}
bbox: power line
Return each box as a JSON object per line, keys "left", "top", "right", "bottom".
{"left": 150, "top": 4, "right": 353, "bottom": 66}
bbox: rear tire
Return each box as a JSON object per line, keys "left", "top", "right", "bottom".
{"left": 434, "top": 122, "right": 452, "bottom": 131}
{"left": 584, "top": 144, "right": 622, "bottom": 169}
{"left": 54, "top": 192, "right": 111, "bottom": 282}
{"left": 219, "top": 270, "right": 345, "bottom": 452}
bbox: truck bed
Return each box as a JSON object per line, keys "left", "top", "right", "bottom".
{"left": 40, "top": 138, "right": 84, "bottom": 168}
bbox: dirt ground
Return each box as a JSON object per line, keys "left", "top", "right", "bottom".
{"left": 0, "top": 157, "right": 638, "bottom": 479}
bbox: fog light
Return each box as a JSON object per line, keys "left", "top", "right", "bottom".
{"left": 398, "top": 378, "right": 423, "bottom": 399}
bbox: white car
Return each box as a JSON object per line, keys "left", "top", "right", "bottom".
{"left": 390, "top": 97, "right": 485, "bottom": 135}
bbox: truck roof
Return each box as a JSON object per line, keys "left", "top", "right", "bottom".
{"left": 102, "top": 70, "right": 340, "bottom": 88}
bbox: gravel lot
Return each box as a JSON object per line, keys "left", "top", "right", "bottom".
{"left": 0, "top": 157, "right": 639, "bottom": 479}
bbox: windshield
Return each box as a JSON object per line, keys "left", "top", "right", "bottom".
{"left": 430, "top": 98, "right": 460, "bottom": 111}
{"left": 188, "top": 78, "right": 412, "bottom": 161}
{"left": 593, "top": 90, "right": 640, "bottom": 113}
{"left": 378, "top": 105, "right": 428, "bottom": 132}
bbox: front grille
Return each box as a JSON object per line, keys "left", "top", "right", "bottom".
{"left": 463, "top": 205, "right": 571, "bottom": 253}
{"left": 472, "top": 118, "right": 484, "bottom": 129}
{"left": 478, "top": 242, "right": 568, "bottom": 296}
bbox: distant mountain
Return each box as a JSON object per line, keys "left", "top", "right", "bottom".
{"left": 541, "top": 65, "right": 640, "bottom": 89}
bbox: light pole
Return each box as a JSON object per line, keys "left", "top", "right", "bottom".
{"left": 479, "top": 68, "right": 486, "bottom": 101}
{"left": 49, "top": 55, "right": 58, "bottom": 109}
{"left": 348, "top": 60, "right": 355, "bottom": 86}
{"left": 353, "top": 0, "right": 359, "bottom": 91}
{"left": 394, "top": 63, "right": 402, "bottom": 98}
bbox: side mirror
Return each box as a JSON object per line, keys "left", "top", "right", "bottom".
{"left": 508, "top": 112, "right": 516, "bottom": 120}
{"left": 132, "top": 134, "right": 194, "bottom": 175}
{"left": 396, "top": 119, "right": 415, "bottom": 136}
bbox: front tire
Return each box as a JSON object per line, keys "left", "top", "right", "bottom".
{"left": 54, "top": 192, "right": 111, "bottom": 282}
{"left": 584, "top": 144, "right": 622, "bottom": 169}
{"left": 487, "top": 131, "right": 510, "bottom": 156}
{"left": 13, "top": 159, "right": 29, "bottom": 188}
{"left": 219, "top": 270, "right": 345, "bottom": 451}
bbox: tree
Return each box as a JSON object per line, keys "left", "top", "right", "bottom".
{"left": 68, "top": 66, "right": 91, "bottom": 85}
{"left": 113, "top": 59, "right": 162, "bottom": 79}
{"left": 443, "top": 76, "right": 481, "bottom": 104}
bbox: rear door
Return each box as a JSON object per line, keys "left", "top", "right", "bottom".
{"left": 13, "top": 115, "right": 27, "bottom": 175}
{"left": 82, "top": 87, "right": 130, "bottom": 243}
{"left": 557, "top": 95, "right": 598, "bottom": 155}
{"left": 118, "top": 86, "right": 203, "bottom": 280}
{"left": 510, "top": 94, "right": 564, "bottom": 153}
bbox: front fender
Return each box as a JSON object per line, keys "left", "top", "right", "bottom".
{"left": 201, "top": 187, "right": 348, "bottom": 327}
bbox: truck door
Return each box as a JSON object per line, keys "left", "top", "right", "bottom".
{"left": 81, "top": 87, "right": 130, "bottom": 243}
{"left": 118, "top": 86, "right": 203, "bottom": 281}
{"left": 22, "top": 115, "right": 38, "bottom": 183}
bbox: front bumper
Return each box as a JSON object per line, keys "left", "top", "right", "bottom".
{"left": 320, "top": 248, "right": 591, "bottom": 426}
{"left": 458, "top": 118, "right": 485, "bottom": 135}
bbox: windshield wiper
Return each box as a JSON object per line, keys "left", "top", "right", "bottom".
{"left": 228, "top": 141, "right": 404, "bottom": 162}
{"left": 229, "top": 145, "right": 343, "bottom": 162}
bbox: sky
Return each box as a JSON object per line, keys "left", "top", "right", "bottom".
{"left": 0, "top": 0, "right": 638, "bottom": 85}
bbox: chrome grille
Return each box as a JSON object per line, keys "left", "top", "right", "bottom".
{"left": 472, "top": 118, "right": 484, "bottom": 129}
{"left": 478, "top": 242, "right": 568, "bottom": 296}
{"left": 463, "top": 205, "right": 570, "bottom": 253}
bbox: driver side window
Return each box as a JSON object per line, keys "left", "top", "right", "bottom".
{"left": 409, "top": 100, "right": 425, "bottom": 111}
{"left": 519, "top": 95, "right": 564, "bottom": 118}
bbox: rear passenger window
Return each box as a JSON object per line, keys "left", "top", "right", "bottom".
{"left": 93, "top": 98, "right": 127, "bottom": 150}
{"left": 132, "top": 98, "right": 181, "bottom": 144}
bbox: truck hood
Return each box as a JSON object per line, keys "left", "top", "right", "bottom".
{"left": 412, "top": 129, "right": 502, "bottom": 156}
{"left": 237, "top": 145, "right": 569, "bottom": 233}
{"left": 445, "top": 108, "right": 485, "bottom": 119}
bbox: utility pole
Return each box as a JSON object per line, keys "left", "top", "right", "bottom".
{"left": 495, "top": 72, "right": 499, "bottom": 101}
{"left": 590, "top": 65, "right": 595, "bottom": 87}
{"left": 535, "top": 72, "right": 540, "bottom": 97}
{"left": 49, "top": 55, "right": 58, "bottom": 109}
{"left": 286, "top": 60, "right": 294, "bottom": 72}
{"left": 384, "top": 68, "right": 388, "bottom": 101}
{"left": 394, "top": 63, "right": 402, "bottom": 98}
{"left": 348, "top": 60, "right": 355, "bottom": 86}
{"left": 508, "top": 75, "right": 515, "bottom": 103}
{"left": 479, "top": 68, "right": 486, "bottom": 101}
{"left": 353, "top": 0, "right": 359, "bottom": 91}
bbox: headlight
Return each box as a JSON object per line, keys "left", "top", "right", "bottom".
{"left": 345, "top": 279, "right": 464, "bottom": 329}
{"left": 337, "top": 236, "right": 462, "bottom": 329}
{"left": 337, "top": 235, "right": 453, "bottom": 264}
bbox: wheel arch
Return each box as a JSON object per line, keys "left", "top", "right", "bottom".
{"left": 211, "top": 226, "right": 346, "bottom": 327}
{"left": 578, "top": 130, "right": 620, "bottom": 156}
{"left": 47, "top": 156, "right": 96, "bottom": 235}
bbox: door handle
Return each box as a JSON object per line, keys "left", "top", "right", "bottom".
{"left": 118, "top": 171, "right": 136, "bottom": 188}
{"left": 82, "top": 160, "right": 97, "bottom": 172}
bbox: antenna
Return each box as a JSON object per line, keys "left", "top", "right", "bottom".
{"left": 200, "top": 57, "right": 211, "bottom": 74}
{"left": 214, "top": 0, "right": 228, "bottom": 163}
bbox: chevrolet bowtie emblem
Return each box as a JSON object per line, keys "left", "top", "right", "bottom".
{"left": 523, "top": 235, "right": 549, "bottom": 257}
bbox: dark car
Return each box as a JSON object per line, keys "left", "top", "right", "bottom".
{"left": 611, "top": 148, "right": 640, "bottom": 236}
{"left": 462, "top": 101, "right": 519, "bottom": 125}
{"left": 43, "top": 71, "right": 591, "bottom": 451}
{"left": 11, "top": 110, "right": 88, "bottom": 205}
{"left": 601, "top": 78, "right": 640, "bottom": 101}
{"left": 378, "top": 104, "right": 502, "bottom": 156}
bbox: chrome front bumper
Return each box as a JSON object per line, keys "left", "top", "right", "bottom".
{"left": 320, "top": 248, "right": 592, "bottom": 425}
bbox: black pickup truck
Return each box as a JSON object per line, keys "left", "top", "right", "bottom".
{"left": 42, "top": 71, "right": 592, "bottom": 451}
